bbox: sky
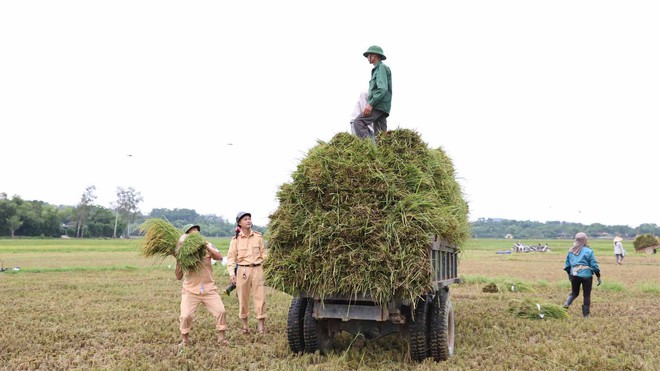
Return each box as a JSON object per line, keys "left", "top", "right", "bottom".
{"left": 1, "top": 1, "right": 659, "bottom": 228}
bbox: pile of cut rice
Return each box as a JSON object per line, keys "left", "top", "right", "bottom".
{"left": 508, "top": 298, "right": 569, "bottom": 320}
{"left": 265, "top": 129, "right": 470, "bottom": 305}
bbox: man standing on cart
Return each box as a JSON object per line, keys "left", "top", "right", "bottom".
{"left": 352, "top": 45, "right": 392, "bottom": 140}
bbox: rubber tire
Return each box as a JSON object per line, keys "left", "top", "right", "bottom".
{"left": 286, "top": 296, "right": 307, "bottom": 353}
{"left": 409, "top": 297, "right": 429, "bottom": 362}
{"left": 303, "top": 298, "right": 320, "bottom": 353}
{"left": 429, "top": 290, "right": 455, "bottom": 361}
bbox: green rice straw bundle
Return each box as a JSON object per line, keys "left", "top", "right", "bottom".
{"left": 499, "top": 281, "right": 536, "bottom": 293}
{"left": 177, "top": 233, "right": 207, "bottom": 272}
{"left": 138, "top": 218, "right": 180, "bottom": 258}
{"left": 265, "top": 129, "right": 470, "bottom": 305}
{"left": 508, "top": 298, "right": 569, "bottom": 320}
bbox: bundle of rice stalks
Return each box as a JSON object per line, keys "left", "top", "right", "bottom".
{"left": 177, "top": 232, "right": 207, "bottom": 272}
{"left": 138, "top": 218, "right": 180, "bottom": 258}
{"left": 483, "top": 283, "right": 499, "bottom": 293}
{"left": 500, "top": 281, "right": 536, "bottom": 293}
{"left": 508, "top": 298, "right": 569, "bottom": 320}
{"left": 633, "top": 233, "right": 659, "bottom": 250}
{"left": 265, "top": 129, "right": 470, "bottom": 305}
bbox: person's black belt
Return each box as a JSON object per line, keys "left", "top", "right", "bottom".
{"left": 238, "top": 263, "right": 262, "bottom": 267}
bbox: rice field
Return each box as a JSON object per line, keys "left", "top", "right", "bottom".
{"left": 1, "top": 238, "right": 658, "bottom": 370}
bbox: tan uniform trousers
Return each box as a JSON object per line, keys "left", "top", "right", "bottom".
{"left": 236, "top": 265, "right": 267, "bottom": 319}
{"left": 180, "top": 290, "right": 227, "bottom": 334}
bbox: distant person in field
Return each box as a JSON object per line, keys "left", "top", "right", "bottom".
{"left": 175, "top": 224, "right": 228, "bottom": 346}
{"left": 352, "top": 45, "right": 392, "bottom": 140}
{"left": 226, "top": 212, "right": 268, "bottom": 334}
{"left": 349, "top": 90, "right": 370, "bottom": 135}
{"left": 613, "top": 235, "right": 625, "bottom": 264}
{"left": 563, "top": 232, "right": 601, "bottom": 318}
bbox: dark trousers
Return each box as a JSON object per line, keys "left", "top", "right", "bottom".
{"left": 352, "top": 109, "right": 388, "bottom": 139}
{"left": 570, "top": 276, "right": 593, "bottom": 306}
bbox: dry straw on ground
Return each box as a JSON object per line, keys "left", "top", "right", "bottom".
{"left": 265, "top": 129, "right": 470, "bottom": 305}
{"left": 482, "top": 283, "right": 499, "bottom": 293}
{"left": 138, "top": 218, "right": 206, "bottom": 272}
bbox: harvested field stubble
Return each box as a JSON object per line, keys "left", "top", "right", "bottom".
{"left": 0, "top": 239, "right": 658, "bottom": 369}
{"left": 265, "top": 130, "right": 470, "bottom": 304}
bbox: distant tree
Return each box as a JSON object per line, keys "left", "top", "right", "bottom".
{"left": 86, "top": 206, "right": 119, "bottom": 237}
{"left": 7, "top": 215, "right": 23, "bottom": 238}
{"left": 76, "top": 185, "right": 97, "bottom": 238}
{"left": 150, "top": 208, "right": 199, "bottom": 226}
{"left": 0, "top": 194, "right": 16, "bottom": 235}
{"left": 636, "top": 223, "right": 660, "bottom": 236}
{"left": 114, "top": 187, "right": 143, "bottom": 238}
{"left": 57, "top": 206, "right": 77, "bottom": 237}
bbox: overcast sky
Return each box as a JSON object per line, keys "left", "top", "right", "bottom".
{"left": 1, "top": 1, "right": 658, "bottom": 227}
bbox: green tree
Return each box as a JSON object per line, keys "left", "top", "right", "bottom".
{"left": 7, "top": 215, "right": 23, "bottom": 238}
{"left": 114, "top": 187, "right": 143, "bottom": 238}
{"left": 57, "top": 206, "right": 77, "bottom": 237}
{"left": 86, "top": 206, "right": 119, "bottom": 237}
{"left": 76, "top": 185, "right": 97, "bottom": 238}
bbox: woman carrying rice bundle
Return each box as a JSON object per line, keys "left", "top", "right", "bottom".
{"left": 175, "top": 224, "right": 228, "bottom": 346}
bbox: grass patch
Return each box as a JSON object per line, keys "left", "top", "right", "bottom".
{"left": 536, "top": 279, "right": 549, "bottom": 287}
{"left": 462, "top": 275, "right": 536, "bottom": 292}
{"left": 4, "top": 265, "right": 141, "bottom": 273}
{"left": 600, "top": 280, "right": 626, "bottom": 292}
{"left": 637, "top": 282, "right": 660, "bottom": 295}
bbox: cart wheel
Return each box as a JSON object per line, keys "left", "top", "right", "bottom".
{"left": 286, "top": 296, "right": 307, "bottom": 353}
{"left": 303, "top": 299, "right": 332, "bottom": 353}
{"left": 303, "top": 299, "right": 319, "bottom": 353}
{"left": 409, "top": 297, "right": 429, "bottom": 362}
{"left": 429, "top": 289, "right": 455, "bottom": 361}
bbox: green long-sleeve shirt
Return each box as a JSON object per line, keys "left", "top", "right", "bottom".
{"left": 368, "top": 61, "right": 392, "bottom": 114}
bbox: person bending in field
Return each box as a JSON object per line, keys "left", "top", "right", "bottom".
{"left": 175, "top": 224, "right": 228, "bottom": 346}
{"left": 226, "top": 212, "right": 268, "bottom": 334}
{"left": 563, "top": 232, "right": 601, "bottom": 318}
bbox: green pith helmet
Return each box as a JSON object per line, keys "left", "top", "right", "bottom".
{"left": 363, "top": 45, "right": 386, "bottom": 60}
{"left": 182, "top": 224, "right": 201, "bottom": 233}
{"left": 236, "top": 211, "right": 251, "bottom": 225}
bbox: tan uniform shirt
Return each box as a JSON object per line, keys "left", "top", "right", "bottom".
{"left": 177, "top": 234, "right": 217, "bottom": 294}
{"left": 226, "top": 230, "right": 267, "bottom": 275}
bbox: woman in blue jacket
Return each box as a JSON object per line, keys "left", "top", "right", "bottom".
{"left": 563, "top": 232, "right": 601, "bottom": 318}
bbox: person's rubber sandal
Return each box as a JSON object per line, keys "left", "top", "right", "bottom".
{"left": 258, "top": 329, "right": 267, "bottom": 334}
{"left": 241, "top": 328, "right": 249, "bottom": 334}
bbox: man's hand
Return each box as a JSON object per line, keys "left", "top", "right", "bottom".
{"left": 363, "top": 104, "right": 373, "bottom": 116}
{"left": 230, "top": 275, "right": 236, "bottom": 285}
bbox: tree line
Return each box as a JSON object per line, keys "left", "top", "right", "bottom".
{"left": 471, "top": 218, "right": 660, "bottom": 239}
{"left": 2, "top": 189, "right": 657, "bottom": 239}
{"left": 0, "top": 188, "right": 264, "bottom": 238}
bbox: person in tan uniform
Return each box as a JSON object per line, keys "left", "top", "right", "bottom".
{"left": 175, "top": 224, "right": 228, "bottom": 346}
{"left": 226, "top": 212, "right": 268, "bottom": 334}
